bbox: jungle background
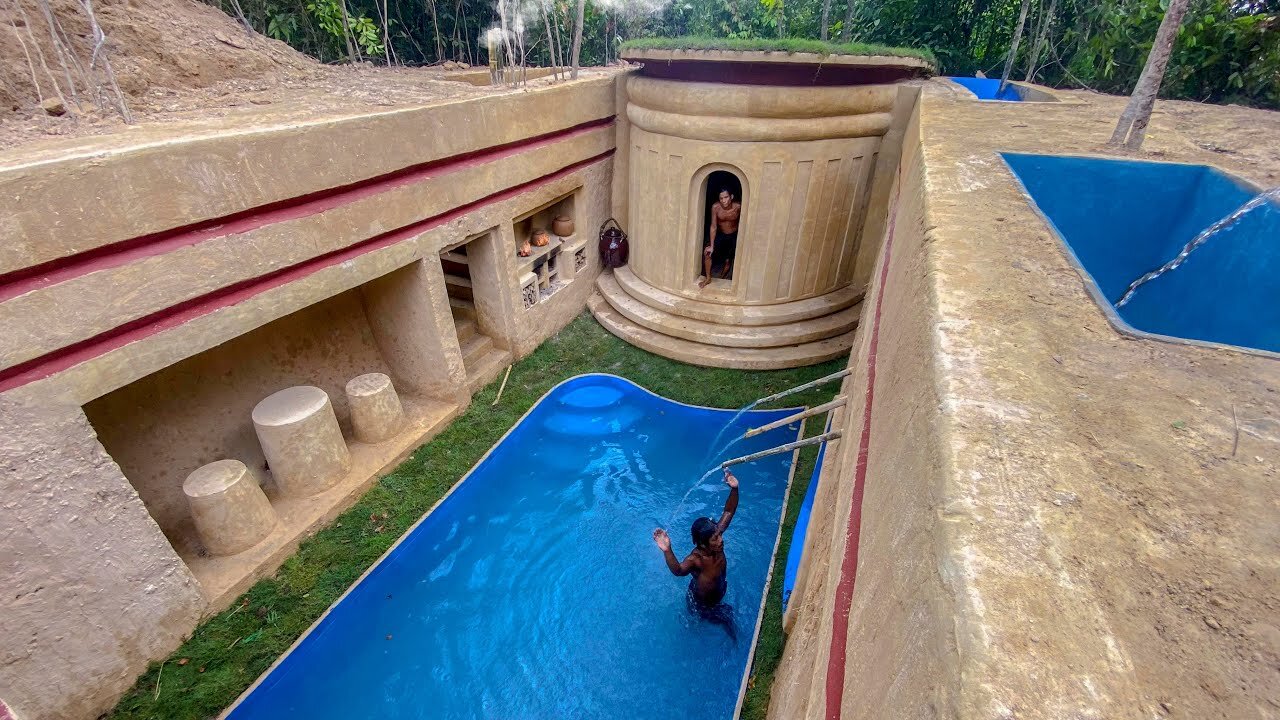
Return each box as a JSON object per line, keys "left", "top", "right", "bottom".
{"left": 234, "top": 0, "right": 1278, "bottom": 107}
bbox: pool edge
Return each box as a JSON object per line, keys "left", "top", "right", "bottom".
{"left": 220, "top": 372, "right": 806, "bottom": 719}
{"left": 733, "top": 415, "right": 806, "bottom": 720}
{"left": 998, "top": 153, "right": 1280, "bottom": 362}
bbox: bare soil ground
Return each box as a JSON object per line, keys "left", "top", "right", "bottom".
{"left": 921, "top": 79, "right": 1280, "bottom": 718}
{"left": 0, "top": 0, "right": 608, "bottom": 155}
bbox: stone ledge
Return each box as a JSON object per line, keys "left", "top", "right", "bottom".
{"left": 614, "top": 265, "right": 862, "bottom": 326}
{"left": 588, "top": 293, "right": 854, "bottom": 369}
{"left": 597, "top": 271, "right": 859, "bottom": 348}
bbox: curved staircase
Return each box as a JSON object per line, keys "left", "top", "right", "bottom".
{"left": 589, "top": 266, "right": 862, "bottom": 369}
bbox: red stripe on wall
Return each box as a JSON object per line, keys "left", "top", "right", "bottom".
{"left": 824, "top": 180, "right": 901, "bottom": 720}
{"left": 0, "top": 151, "right": 614, "bottom": 394}
{"left": 0, "top": 116, "right": 614, "bottom": 303}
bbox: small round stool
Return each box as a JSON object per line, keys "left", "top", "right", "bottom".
{"left": 345, "top": 373, "right": 406, "bottom": 444}
{"left": 252, "top": 386, "right": 350, "bottom": 497}
{"left": 183, "top": 459, "right": 277, "bottom": 556}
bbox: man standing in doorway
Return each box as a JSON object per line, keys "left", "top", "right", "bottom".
{"left": 700, "top": 188, "right": 740, "bottom": 289}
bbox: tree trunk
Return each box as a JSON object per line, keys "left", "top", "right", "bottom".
{"left": 1108, "top": 0, "right": 1190, "bottom": 150}
{"left": 337, "top": 0, "right": 358, "bottom": 61}
{"left": 998, "top": 0, "right": 1032, "bottom": 94}
{"left": 1023, "top": 0, "right": 1057, "bottom": 81}
{"left": 839, "top": 0, "right": 855, "bottom": 42}
{"left": 820, "top": 0, "right": 832, "bottom": 41}
{"left": 372, "top": 0, "right": 392, "bottom": 64}
{"left": 552, "top": 0, "right": 567, "bottom": 75}
{"left": 423, "top": 0, "right": 442, "bottom": 62}
{"left": 776, "top": 0, "right": 786, "bottom": 36}
{"left": 540, "top": 0, "right": 558, "bottom": 78}
{"left": 570, "top": 0, "right": 585, "bottom": 78}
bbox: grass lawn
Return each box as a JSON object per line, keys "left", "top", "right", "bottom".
{"left": 620, "top": 35, "right": 937, "bottom": 67}
{"left": 108, "top": 311, "right": 842, "bottom": 720}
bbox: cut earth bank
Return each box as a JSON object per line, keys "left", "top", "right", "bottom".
{"left": 0, "top": 52, "right": 1278, "bottom": 720}
{"left": 773, "top": 80, "right": 1280, "bottom": 719}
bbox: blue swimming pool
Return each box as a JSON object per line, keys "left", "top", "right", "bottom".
{"left": 226, "top": 374, "right": 801, "bottom": 719}
{"left": 1004, "top": 153, "right": 1280, "bottom": 355}
{"left": 947, "top": 76, "right": 1024, "bottom": 101}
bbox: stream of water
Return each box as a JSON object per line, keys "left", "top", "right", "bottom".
{"left": 1115, "top": 187, "right": 1280, "bottom": 308}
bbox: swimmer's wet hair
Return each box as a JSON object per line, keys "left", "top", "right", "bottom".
{"left": 692, "top": 517, "right": 717, "bottom": 547}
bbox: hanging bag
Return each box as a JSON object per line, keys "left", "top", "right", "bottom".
{"left": 598, "top": 218, "right": 629, "bottom": 269}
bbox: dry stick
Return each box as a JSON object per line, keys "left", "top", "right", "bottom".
{"left": 79, "top": 0, "right": 132, "bottom": 123}
{"left": 9, "top": 20, "right": 43, "bottom": 102}
{"left": 35, "top": 0, "right": 80, "bottom": 108}
{"left": 1023, "top": 0, "right": 1057, "bottom": 82}
{"left": 491, "top": 365, "right": 513, "bottom": 406}
{"left": 226, "top": 0, "right": 254, "bottom": 33}
{"left": 1231, "top": 404, "right": 1240, "bottom": 457}
{"left": 539, "top": 0, "right": 557, "bottom": 79}
{"left": 153, "top": 661, "right": 165, "bottom": 701}
{"left": 425, "top": 0, "right": 442, "bottom": 63}
{"left": 551, "top": 0, "right": 566, "bottom": 79}
{"left": 12, "top": 0, "right": 67, "bottom": 108}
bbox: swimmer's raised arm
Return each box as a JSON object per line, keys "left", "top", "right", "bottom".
{"left": 653, "top": 528, "right": 698, "bottom": 576}
{"left": 716, "top": 470, "right": 739, "bottom": 534}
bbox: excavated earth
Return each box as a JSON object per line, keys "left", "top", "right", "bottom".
{"left": 912, "top": 80, "right": 1280, "bottom": 718}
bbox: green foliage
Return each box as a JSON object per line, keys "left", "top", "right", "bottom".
{"left": 303, "top": 0, "right": 385, "bottom": 58}
{"left": 107, "top": 313, "right": 842, "bottom": 720}
{"left": 619, "top": 33, "right": 938, "bottom": 63}
{"left": 221, "top": 0, "right": 1276, "bottom": 108}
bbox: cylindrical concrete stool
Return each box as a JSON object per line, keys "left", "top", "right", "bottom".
{"left": 183, "top": 459, "right": 277, "bottom": 556}
{"left": 252, "top": 386, "right": 351, "bottom": 497}
{"left": 345, "top": 373, "right": 406, "bottom": 444}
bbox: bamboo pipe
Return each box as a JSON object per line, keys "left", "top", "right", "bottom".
{"left": 750, "top": 368, "right": 852, "bottom": 407}
{"left": 720, "top": 431, "right": 843, "bottom": 469}
{"left": 744, "top": 396, "right": 848, "bottom": 439}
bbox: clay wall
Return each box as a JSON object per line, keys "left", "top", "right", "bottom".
{"left": 769, "top": 98, "right": 960, "bottom": 718}
{"left": 0, "top": 76, "right": 617, "bottom": 720}
{"left": 624, "top": 76, "right": 910, "bottom": 306}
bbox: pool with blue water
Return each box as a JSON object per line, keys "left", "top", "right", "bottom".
{"left": 946, "top": 76, "right": 1025, "bottom": 101}
{"left": 1004, "top": 153, "right": 1280, "bottom": 355}
{"left": 226, "top": 374, "right": 801, "bottom": 720}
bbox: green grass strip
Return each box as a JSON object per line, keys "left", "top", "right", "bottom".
{"left": 108, "top": 312, "right": 841, "bottom": 719}
{"left": 620, "top": 35, "right": 937, "bottom": 67}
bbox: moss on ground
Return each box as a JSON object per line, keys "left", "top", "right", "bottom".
{"left": 620, "top": 35, "right": 937, "bottom": 67}
{"left": 108, "top": 312, "right": 840, "bottom": 720}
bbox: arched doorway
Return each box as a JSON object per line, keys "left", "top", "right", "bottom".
{"left": 699, "top": 170, "right": 744, "bottom": 287}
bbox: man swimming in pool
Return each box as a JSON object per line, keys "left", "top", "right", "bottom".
{"left": 700, "top": 188, "right": 740, "bottom": 289}
{"left": 652, "top": 469, "right": 738, "bottom": 606}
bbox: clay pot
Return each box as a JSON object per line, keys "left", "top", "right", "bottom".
{"left": 518, "top": 238, "right": 532, "bottom": 257}
{"left": 531, "top": 228, "right": 551, "bottom": 247}
{"left": 552, "top": 215, "right": 574, "bottom": 237}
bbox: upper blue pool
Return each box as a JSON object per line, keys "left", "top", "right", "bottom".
{"left": 947, "top": 76, "right": 1025, "bottom": 101}
{"left": 1004, "top": 153, "right": 1280, "bottom": 355}
{"left": 226, "top": 374, "right": 802, "bottom": 719}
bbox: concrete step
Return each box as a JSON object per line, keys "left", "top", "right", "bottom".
{"left": 449, "top": 295, "right": 475, "bottom": 320}
{"left": 460, "top": 332, "right": 494, "bottom": 367}
{"left": 612, "top": 265, "right": 862, "bottom": 326}
{"left": 441, "top": 251, "right": 469, "bottom": 265}
{"left": 454, "top": 316, "right": 477, "bottom": 343}
{"left": 597, "top": 272, "right": 859, "bottom": 348}
{"left": 465, "top": 348, "right": 511, "bottom": 394}
{"left": 588, "top": 294, "right": 856, "bottom": 370}
{"left": 445, "top": 273, "right": 473, "bottom": 301}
